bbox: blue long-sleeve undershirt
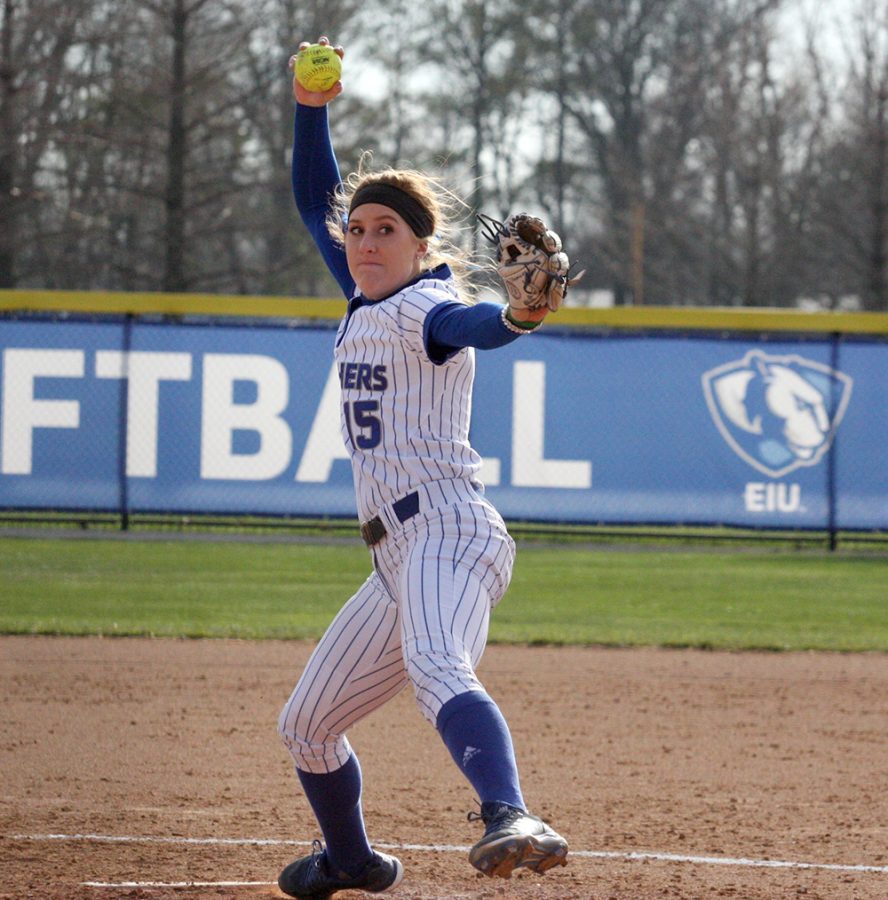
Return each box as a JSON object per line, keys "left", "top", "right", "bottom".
{"left": 424, "top": 300, "right": 521, "bottom": 363}
{"left": 291, "top": 104, "right": 524, "bottom": 360}
{"left": 291, "top": 104, "right": 354, "bottom": 296}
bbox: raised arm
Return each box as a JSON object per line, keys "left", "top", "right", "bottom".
{"left": 289, "top": 39, "right": 353, "bottom": 297}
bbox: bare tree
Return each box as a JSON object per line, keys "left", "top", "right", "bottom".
{"left": 701, "top": 0, "right": 816, "bottom": 308}
{"left": 0, "top": 0, "right": 95, "bottom": 287}
{"left": 58, "top": 0, "right": 283, "bottom": 293}
{"left": 533, "top": 0, "right": 797, "bottom": 307}
{"left": 548, "top": 0, "right": 701, "bottom": 304}
{"left": 808, "top": 0, "right": 888, "bottom": 311}
{"left": 410, "top": 0, "right": 536, "bottom": 247}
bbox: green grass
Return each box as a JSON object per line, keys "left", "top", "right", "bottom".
{"left": 499, "top": 546, "right": 888, "bottom": 649}
{"left": 0, "top": 536, "right": 885, "bottom": 651}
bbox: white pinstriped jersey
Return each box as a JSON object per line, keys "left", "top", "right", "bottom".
{"left": 335, "top": 274, "right": 482, "bottom": 522}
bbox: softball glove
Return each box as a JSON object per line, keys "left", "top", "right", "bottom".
{"left": 478, "top": 212, "right": 583, "bottom": 314}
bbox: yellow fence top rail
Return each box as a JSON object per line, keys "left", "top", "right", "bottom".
{"left": 0, "top": 289, "right": 344, "bottom": 321}
{"left": 2, "top": 289, "right": 888, "bottom": 334}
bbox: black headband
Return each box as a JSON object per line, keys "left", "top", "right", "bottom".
{"left": 348, "top": 183, "right": 434, "bottom": 238}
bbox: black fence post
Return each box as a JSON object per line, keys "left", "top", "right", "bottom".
{"left": 117, "top": 314, "right": 133, "bottom": 531}
{"left": 827, "top": 332, "right": 840, "bottom": 552}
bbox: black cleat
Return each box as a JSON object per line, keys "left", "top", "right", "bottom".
{"left": 468, "top": 802, "right": 568, "bottom": 879}
{"left": 278, "top": 840, "right": 404, "bottom": 899}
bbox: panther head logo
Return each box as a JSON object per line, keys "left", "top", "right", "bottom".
{"left": 702, "top": 350, "right": 853, "bottom": 478}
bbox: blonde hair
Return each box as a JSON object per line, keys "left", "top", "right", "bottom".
{"left": 326, "top": 153, "right": 479, "bottom": 301}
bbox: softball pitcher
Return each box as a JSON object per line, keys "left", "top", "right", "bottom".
{"left": 276, "top": 36, "right": 577, "bottom": 899}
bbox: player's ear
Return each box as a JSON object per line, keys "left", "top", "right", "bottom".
{"left": 416, "top": 239, "right": 429, "bottom": 258}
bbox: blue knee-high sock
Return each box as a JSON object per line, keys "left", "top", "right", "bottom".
{"left": 436, "top": 691, "right": 525, "bottom": 811}
{"left": 297, "top": 754, "right": 373, "bottom": 875}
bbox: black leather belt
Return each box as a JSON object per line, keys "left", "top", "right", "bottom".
{"left": 360, "top": 491, "right": 420, "bottom": 546}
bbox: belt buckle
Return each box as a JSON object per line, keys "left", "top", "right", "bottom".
{"left": 360, "top": 516, "right": 387, "bottom": 546}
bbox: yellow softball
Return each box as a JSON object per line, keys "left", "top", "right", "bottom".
{"left": 295, "top": 44, "right": 342, "bottom": 93}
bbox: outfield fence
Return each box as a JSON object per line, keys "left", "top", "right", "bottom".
{"left": 2, "top": 290, "right": 887, "bottom": 547}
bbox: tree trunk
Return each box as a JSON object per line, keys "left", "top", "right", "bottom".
{"left": 867, "top": 86, "right": 888, "bottom": 311}
{"left": 164, "top": 0, "right": 188, "bottom": 293}
{"left": 0, "top": 0, "right": 18, "bottom": 287}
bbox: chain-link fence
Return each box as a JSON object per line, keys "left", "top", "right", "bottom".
{"left": 1, "top": 310, "right": 886, "bottom": 546}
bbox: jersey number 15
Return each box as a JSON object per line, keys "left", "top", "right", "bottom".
{"left": 343, "top": 400, "right": 382, "bottom": 449}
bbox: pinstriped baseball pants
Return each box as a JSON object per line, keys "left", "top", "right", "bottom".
{"left": 278, "top": 494, "right": 515, "bottom": 774}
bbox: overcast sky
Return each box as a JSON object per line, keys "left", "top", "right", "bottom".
{"left": 780, "top": 0, "right": 866, "bottom": 58}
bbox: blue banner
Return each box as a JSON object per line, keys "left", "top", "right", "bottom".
{"left": 1, "top": 317, "right": 885, "bottom": 530}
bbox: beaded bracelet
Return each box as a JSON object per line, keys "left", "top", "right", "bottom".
{"left": 500, "top": 306, "right": 541, "bottom": 334}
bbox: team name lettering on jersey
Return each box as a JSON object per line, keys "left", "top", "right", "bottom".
{"left": 339, "top": 362, "right": 388, "bottom": 391}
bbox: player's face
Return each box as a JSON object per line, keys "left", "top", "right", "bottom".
{"left": 345, "top": 203, "right": 429, "bottom": 301}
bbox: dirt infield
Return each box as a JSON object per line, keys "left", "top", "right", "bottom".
{"left": 2, "top": 636, "right": 887, "bottom": 899}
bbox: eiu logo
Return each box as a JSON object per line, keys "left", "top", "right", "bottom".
{"left": 701, "top": 350, "right": 853, "bottom": 478}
